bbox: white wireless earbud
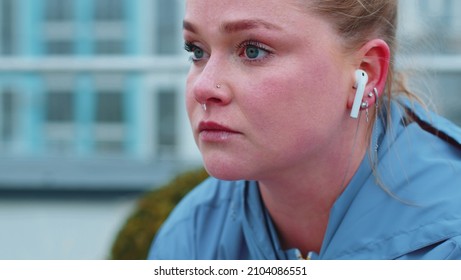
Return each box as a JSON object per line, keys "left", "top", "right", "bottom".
{"left": 350, "top": 69, "right": 368, "bottom": 119}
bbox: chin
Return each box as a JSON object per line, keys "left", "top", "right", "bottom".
{"left": 204, "top": 167, "right": 243, "bottom": 181}
{"left": 203, "top": 160, "right": 251, "bottom": 182}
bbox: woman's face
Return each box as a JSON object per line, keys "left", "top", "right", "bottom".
{"left": 184, "top": 0, "right": 356, "bottom": 180}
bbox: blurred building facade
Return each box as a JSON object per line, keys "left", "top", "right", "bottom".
{"left": 0, "top": 0, "right": 460, "bottom": 260}
{"left": 398, "top": 0, "right": 461, "bottom": 125}
{"left": 0, "top": 0, "right": 197, "bottom": 191}
{"left": 0, "top": 0, "right": 460, "bottom": 191}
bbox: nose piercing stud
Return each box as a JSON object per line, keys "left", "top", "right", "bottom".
{"left": 216, "top": 84, "right": 221, "bottom": 89}
{"left": 201, "top": 103, "right": 207, "bottom": 111}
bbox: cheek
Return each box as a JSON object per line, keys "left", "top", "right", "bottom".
{"left": 247, "top": 63, "right": 333, "bottom": 124}
{"left": 185, "top": 89, "right": 194, "bottom": 116}
{"left": 185, "top": 75, "right": 197, "bottom": 119}
{"left": 240, "top": 61, "right": 342, "bottom": 149}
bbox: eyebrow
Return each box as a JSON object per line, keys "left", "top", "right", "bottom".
{"left": 183, "top": 20, "right": 197, "bottom": 33}
{"left": 220, "top": 19, "right": 282, "bottom": 33}
{"left": 183, "top": 19, "right": 282, "bottom": 34}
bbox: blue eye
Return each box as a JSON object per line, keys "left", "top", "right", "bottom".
{"left": 239, "top": 41, "right": 271, "bottom": 61}
{"left": 184, "top": 42, "right": 206, "bottom": 61}
{"left": 193, "top": 47, "right": 204, "bottom": 60}
{"left": 245, "top": 46, "right": 261, "bottom": 59}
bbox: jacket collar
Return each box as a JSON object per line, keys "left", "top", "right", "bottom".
{"left": 241, "top": 99, "right": 461, "bottom": 259}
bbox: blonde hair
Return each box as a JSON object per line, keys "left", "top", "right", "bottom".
{"left": 306, "top": 0, "right": 425, "bottom": 200}
{"left": 305, "top": 0, "right": 423, "bottom": 140}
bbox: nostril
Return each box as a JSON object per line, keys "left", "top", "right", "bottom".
{"left": 191, "top": 76, "right": 231, "bottom": 107}
{"left": 207, "top": 97, "right": 222, "bottom": 104}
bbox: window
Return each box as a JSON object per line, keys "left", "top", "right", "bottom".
{"left": 416, "top": 0, "right": 456, "bottom": 54}
{"left": 155, "top": 0, "right": 180, "bottom": 54}
{"left": 0, "top": 88, "right": 15, "bottom": 143}
{"left": 43, "top": 75, "right": 76, "bottom": 154}
{"left": 45, "top": 0, "right": 74, "bottom": 21}
{"left": 44, "top": 0, "right": 75, "bottom": 55}
{"left": 94, "top": 40, "right": 124, "bottom": 55}
{"left": 432, "top": 72, "right": 461, "bottom": 126}
{"left": 95, "top": 91, "right": 124, "bottom": 123}
{"left": 157, "top": 88, "right": 177, "bottom": 156}
{"left": 93, "top": 0, "right": 126, "bottom": 55}
{"left": 0, "top": 0, "right": 14, "bottom": 55}
{"left": 43, "top": 90, "right": 75, "bottom": 154}
{"left": 45, "top": 40, "right": 74, "bottom": 55}
{"left": 45, "top": 91, "right": 74, "bottom": 123}
{"left": 94, "top": 0, "right": 124, "bottom": 21}
{"left": 418, "top": 0, "right": 455, "bottom": 19}
{"left": 94, "top": 85, "right": 125, "bottom": 154}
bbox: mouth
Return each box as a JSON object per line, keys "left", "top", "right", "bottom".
{"left": 198, "top": 121, "right": 241, "bottom": 142}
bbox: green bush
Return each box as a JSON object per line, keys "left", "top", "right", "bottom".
{"left": 110, "top": 168, "right": 209, "bottom": 259}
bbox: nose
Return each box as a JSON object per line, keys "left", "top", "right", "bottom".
{"left": 190, "top": 58, "right": 232, "bottom": 108}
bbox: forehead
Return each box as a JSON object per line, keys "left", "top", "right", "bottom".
{"left": 184, "top": 0, "right": 308, "bottom": 30}
{"left": 183, "top": 0, "right": 346, "bottom": 59}
{"left": 185, "top": 0, "right": 301, "bottom": 13}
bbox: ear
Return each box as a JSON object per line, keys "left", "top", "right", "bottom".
{"left": 347, "top": 39, "right": 390, "bottom": 108}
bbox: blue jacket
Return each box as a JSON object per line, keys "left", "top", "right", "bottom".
{"left": 148, "top": 100, "right": 461, "bottom": 259}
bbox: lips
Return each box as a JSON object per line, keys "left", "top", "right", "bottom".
{"left": 198, "top": 121, "right": 241, "bottom": 142}
{"left": 199, "top": 121, "right": 237, "bottom": 133}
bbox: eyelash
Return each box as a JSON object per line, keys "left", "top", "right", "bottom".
{"left": 184, "top": 42, "right": 203, "bottom": 63}
{"left": 183, "top": 40, "right": 273, "bottom": 64}
{"left": 184, "top": 42, "right": 194, "bottom": 53}
{"left": 236, "top": 40, "right": 273, "bottom": 63}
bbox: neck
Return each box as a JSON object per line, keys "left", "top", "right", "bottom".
{"left": 258, "top": 119, "right": 368, "bottom": 256}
